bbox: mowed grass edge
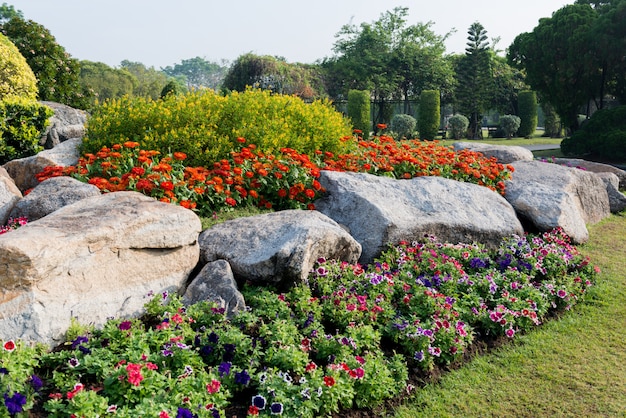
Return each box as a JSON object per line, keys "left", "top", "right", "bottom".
{"left": 393, "top": 213, "right": 626, "bottom": 418}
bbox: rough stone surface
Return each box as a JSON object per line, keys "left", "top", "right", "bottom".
{"left": 315, "top": 171, "right": 524, "bottom": 265}
{"left": 452, "top": 141, "right": 534, "bottom": 164}
{"left": 0, "top": 191, "right": 201, "bottom": 346}
{"left": 182, "top": 260, "right": 246, "bottom": 317}
{"left": 9, "top": 176, "right": 101, "bottom": 221}
{"left": 551, "top": 158, "right": 626, "bottom": 190}
{"left": 0, "top": 168, "right": 22, "bottom": 225}
{"left": 504, "top": 161, "right": 610, "bottom": 243}
{"left": 198, "top": 209, "right": 362, "bottom": 287}
{"left": 2, "top": 138, "right": 82, "bottom": 193}
{"left": 40, "top": 101, "right": 88, "bottom": 149}
{"left": 596, "top": 172, "right": 626, "bottom": 214}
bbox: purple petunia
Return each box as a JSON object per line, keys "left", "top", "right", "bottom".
{"left": 176, "top": 407, "right": 194, "bottom": 418}
{"left": 118, "top": 320, "right": 132, "bottom": 331}
{"left": 218, "top": 361, "right": 231, "bottom": 377}
{"left": 252, "top": 395, "right": 266, "bottom": 410}
{"left": 30, "top": 375, "right": 43, "bottom": 392}
{"left": 270, "top": 402, "right": 284, "bottom": 415}
{"left": 414, "top": 351, "right": 425, "bottom": 362}
{"left": 235, "top": 370, "right": 251, "bottom": 385}
{"left": 3, "top": 392, "right": 27, "bottom": 415}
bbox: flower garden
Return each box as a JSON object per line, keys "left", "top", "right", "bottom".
{"left": 1, "top": 121, "right": 598, "bottom": 417}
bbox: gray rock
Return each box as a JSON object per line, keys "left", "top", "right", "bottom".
{"left": 0, "top": 168, "right": 22, "bottom": 225}
{"left": 315, "top": 171, "right": 524, "bottom": 265}
{"left": 182, "top": 260, "right": 246, "bottom": 317}
{"left": 2, "top": 138, "right": 82, "bottom": 193}
{"left": 198, "top": 209, "right": 361, "bottom": 287}
{"left": 9, "top": 176, "right": 100, "bottom": 221}
{"left": 551, "top": 158, "right": 626, "bottom": 190}
{"left": 596, "top": 172, "right": 626, "bottom": 213}
{"left": 0, "top": 191, "right": 202, "bottom": 346}
{"left": 505, "top": 161, "right": 610, "bottom": 243}
{"left": 40, "top": 101, "right": 88, "bottom": 148}
{"left": 452, "top": 141, "right": 534, "bottom": 164}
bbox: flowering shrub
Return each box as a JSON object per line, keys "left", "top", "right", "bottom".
{"left": 0, "top": 229, "right": 597, "bottom": 417}
{"left": 0, "top": 217, "right": 27, "bottom": 235}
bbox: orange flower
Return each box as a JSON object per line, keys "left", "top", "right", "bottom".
{"left": 173, "top": 152, "right": 187, "bottom": 161}
{"left": 160, "top": 181, "right": 174, "bottom": 191}
{"left": 225, "top": 197, "right": 237, "bottom": 207}
{"left": 123, "top": 141, "right": 140, "bottom": 148}
{"left": 277, "top": 189, "right": 287, "bottom": 198}
{"left": 304, "top": 189, "right": 316, "bottom": 198}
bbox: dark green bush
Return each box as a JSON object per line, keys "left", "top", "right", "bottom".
{"left": 390, "top": 114, "right": 416, "bottom": 140}
{"left": 561, "top": 105, "right": 626, "bottom": 161}
{"left": 499, "top": 114, "right": 521, "bottom": 138}
{"left": 518, "top": 91, "right": 538, "bottom": 138}
{"left": 0, "top": 97, "right": 52, "bottom": 164}
{"left": 418, "top": 90, "right": 440, "bottom": 140}
{"left": 347, "top": 89, "right": 370, "bottom": 135}
{"left": 448, "top": 114, "right": 469, "bottom": 140}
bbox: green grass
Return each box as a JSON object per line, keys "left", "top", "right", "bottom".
{"left": 393, "top": 214, "right": 626, "bottom": 418}
{"left": 441, "top": 137, "right": 563, "bottom": 147}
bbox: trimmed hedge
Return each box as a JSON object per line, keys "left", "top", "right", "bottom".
{"left": 0, "top": 98, "right": 53, "bottom": 164}
{"left": 418, "top": 90, "right": 440, "bottom": 140}
{"left": 0, "top": 33, "right": 37, "bottom": 101}
{"left": 347, "top": 89, "right": 370, "bottom": 136}
{"left": 518, "top": 91, "right": 537, "bottom": 138}
{"left": 83, "top": 89, "right": 354, "bottom": 167}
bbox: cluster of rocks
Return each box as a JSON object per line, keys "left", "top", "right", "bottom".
{"left": 0, "top": 106, "right": 625, "bottom": 346}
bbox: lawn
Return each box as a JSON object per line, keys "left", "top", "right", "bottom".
{"left": 393, "top": 214, "right": 626, "bottom": 418}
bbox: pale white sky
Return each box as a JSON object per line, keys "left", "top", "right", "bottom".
{"left": 8, "top": 0, "right": 571, "bottom": 69}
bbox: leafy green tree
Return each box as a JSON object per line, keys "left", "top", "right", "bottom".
{"left": 120, "top": 60, "right": 170, "bottom": 100}
{"left": 79, "top": 61, "right": 135, "bottom": 104}
{"left": 161, "top": 56, "right": 228, "bottom": 90}
{"left": 454, "top": 22, "right": 493, "bottom": 139}
{"left": 324, "top": 7, "right": 451, "bottom": 128}
{"left": 490, "top": 55, "right": 528, "bottom": 115}
{"left": 508, "top": 4, "right": 599, "bottom": 132}
{"left": 517, "top": 90, "right": 538, "bottom": 137}
{"left": 0, "top": 2, "right": 22, "bottom": 23}
{"left": 0, "top": 32, "right": 36, "bottom": 100}
{"left": 1, "top": 17, "right": 92, "bottom": 108}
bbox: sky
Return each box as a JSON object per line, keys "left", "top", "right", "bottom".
{"left": 8, "top": 0, "right": 572, "bottom": 69}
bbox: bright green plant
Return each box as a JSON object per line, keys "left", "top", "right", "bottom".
{"left": 418, "top": 90, "right": 440, "bottom": 140}
{"left": 499, "top": 114, "right": 521, "bottom": 138}
{"left": 390, "top": 114, "right": 417, "bottom": 140}
{"left": 0, "top": 97, "right": 53, "bottom": 164}
{"left": 347, "top": 89, "right": 371, "bottom": 137}
{"left": 0, "top": 32, "right": 36, "bottom": 101}
{"left": 448, "top": 114, "right": 469, "bottom": 140}
{"left": 518, "top": 90, "right": 538, "bottom": 138}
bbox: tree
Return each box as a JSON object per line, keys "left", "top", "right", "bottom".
{"left": 0, "top": 2, "right": 22, "bottom": 23}
{"left": 1, "top": 17, "right": 92, "bottom": 108}
{"left": 324, "top": 7, "right": 451, "bottom": 128}
{"left": 0, "top": 32, "right": 36, "bottom": 100}
{"left": 161, "top": 56, "right": 228, "bottom": 90}
{"left": 454, "top": 22, "right": 493, "bottom": 139}
{"left": 79, "top": 61, "right": 135, "bottom": 103}
{"left": 120, "top": 60, "right": 170, "bottom": 100}
{"left": 517, "top": 90, "right": 538, "bottom": 137}
{"left": 508, "top": 4, "right": 600, "bottom": 132}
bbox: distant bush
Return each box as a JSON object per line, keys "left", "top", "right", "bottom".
{"left": 390, "top": 114, "right": 416, "bottom": 140}
{"left": 418, "top": 90, "right": 440, "bottom": 140}
{"left": 83, "top": 89, "right": 354, "bottom": 167}
{"left": 542, "top": 102, "right": 562, "bottom": 138}
{"left": 0, "top": 97, "right": 53, "bottom": 164}
{"left": 347, "top": 89, "right": 370, "bottom": 136}
{"left": 448, "top": 114, "right": 469, "bottom": 140}
{"left": 518, "top": 91, "right": 537, "bottom": 138}
{"left": 0, "top": 32, "right": 37, "bottom": 101}
{"left": 499, "top": 115, "right": 521, "bottom": 138}
{"left": 561, "top": 105, "right": 626, "bottom": 161}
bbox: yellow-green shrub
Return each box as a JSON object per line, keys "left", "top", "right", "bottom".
{"left": 0, "top": 97, "right": 53, "bottom": 164}
{"left": 82, "top": 89, "right": 354, "bottom": 167}
{"left": 0, "top": 33, "right": 37, "bottom": 101}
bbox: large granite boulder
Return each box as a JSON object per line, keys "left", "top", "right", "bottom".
{"left": 2, "top": 137, "right": 82, "bottom": 193}
{"left": 0, "top": 167, "right": 22, "bottom": 225}
{"left": 9, "top": 176, "right": 100, "bottom": 221}
{"left": 182, "top": 260, "right": 246, "bottom": 318}
{"left": 314, "top": 171, "right": 524, "bottom": 265}
{"left": 40, "top": 101, "right": 88, "bottom": 149}
{"left": 0, "top": 191, "right": 201, "bottom": 345}
{"left": 504, "top": 161, "right": 610, "bottom": 243}
{"left": 452, "top": 141, "right": 534, "bottom": 164}
{"left": 595, "top": 172, "right": 626, "bottom": 214}
{"left": 551, "top": 158, "right": 626, "bottom": 190}
{"left": 198, "top": 210, "right": 362, "bottom": 288}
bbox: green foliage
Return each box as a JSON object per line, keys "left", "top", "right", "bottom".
{"left": 0, "top": 32, "right": 36, "bottom": 100}
{"left": 499, "top": 114, "right": 521, "bottom": 138}
{"left": 561, "top": 105, "right": 626, "bottom": 161}
{"left": 347, "top": 89, "right": 370, "bottom": 135}
{"left": 161, "top": 56, "right": 227, "bottom": 90}
{"left": 1, "top": 17, "right": 92, "bottom": 109}
{"left": 79, "top": 61, "right": 135, "bottom": 105}
{"left": 448, "top": 114, "right": 469, "bottom": 140}
{"left": 82, "top": 89, "right": 353, "bottom": 168}
{"left": 119, "top": 60, "right": 170, "bottom": 100}
{"left": 517, "top": 90, "right": 537, "bottom": 137}
{"left": 0, "top": 2, "right": 22, "bottom": 23}
{"left": 542, "top": 101, "right": 562, "bottom": 138}
{"left": 418, "top": 90, "right": 440, "bottom": 140}
{"left": 159, "top": 80, "right": 179, "bottom": 98}
{"left": 390, "top": 114, "right": 416, "bottom": 140}
{"left": 0, "top": 97, "right": 52, "bottom": 164}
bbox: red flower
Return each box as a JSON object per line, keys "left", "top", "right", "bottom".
{"left": 160, "top": 181, "right": 174, "bottom": 191}
{"left": 3, "top": 340, "right": 15, "bottom": 351}
{"left": 323, "top": 376, "right": 336, "bottom": 387}
{"left": 247, "top": 405, "right": 259, "bottom": 416}
{"left": 131, "top": 166, "right": 145, "bottom": 176}
{"left": 206, "top": 379, "right": 221, "bottom": 394}
{"left": 225, "top": 197, "right": 237, "bottom": 207}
